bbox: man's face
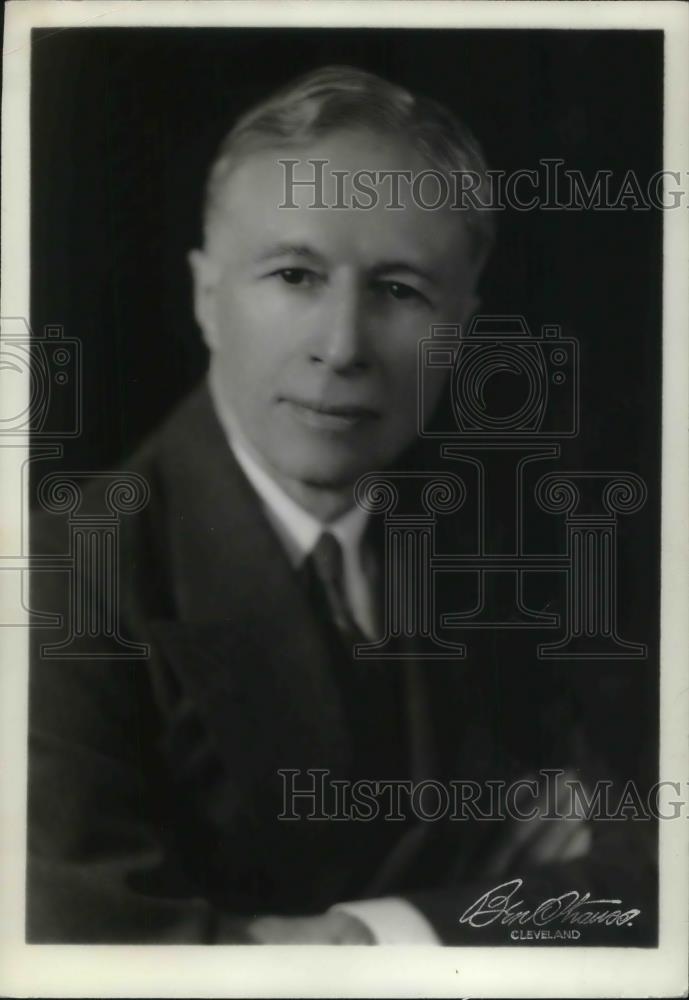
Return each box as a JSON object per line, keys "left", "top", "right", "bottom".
{"left": 190, "top": 129, "right": 480, "bottom": 500}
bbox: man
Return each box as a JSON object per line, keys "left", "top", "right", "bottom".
{"left": 28, "top": 66, "right": 655, "bottom": 945}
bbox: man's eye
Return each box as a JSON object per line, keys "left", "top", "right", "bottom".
{"left": 274, "top": 268, "right": 318, "bottom": 287}
{"left": 379, "top": 281, "right": 428, "bottom": 305}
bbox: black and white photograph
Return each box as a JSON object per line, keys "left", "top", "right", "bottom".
{"left": 0, "top": 1, "right": 687, "bottom": 996}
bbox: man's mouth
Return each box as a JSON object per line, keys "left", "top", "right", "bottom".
{"left": 280, "top": 397, "right": 380, "bottom": 431}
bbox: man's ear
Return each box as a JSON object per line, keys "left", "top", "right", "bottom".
{"left": 188, "top": 248, "right": 221, "bottom": 350}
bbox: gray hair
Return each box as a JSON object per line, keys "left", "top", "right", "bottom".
{"left": 204, "top": 65, "right": 495, "bottom": 265}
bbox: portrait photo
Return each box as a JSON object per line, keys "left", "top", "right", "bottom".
{"left": 1, "top": 2, "right": 687, "bottom": 997}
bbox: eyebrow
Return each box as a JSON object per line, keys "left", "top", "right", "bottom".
{"left": 255, "top": 242, "right": 327, "bottom": 264}
{"left": 369, "top": 260, "right": 437, "bottom": 286}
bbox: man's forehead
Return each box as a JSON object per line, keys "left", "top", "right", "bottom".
{"left": 228, "top": 129, "right": 430, "bottom": 193}
{"left": 216, "top": 142, "right": 475, "bottom": 272}
{"left": 237, "top": 211, "right": 472, "bottom": 278}
{"left": 216, "top": 129, "right": 456, "bottom": 227}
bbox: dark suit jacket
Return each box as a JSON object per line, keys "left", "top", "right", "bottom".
{"left": 27, "top": 383, "right": 657, "bottom": 944}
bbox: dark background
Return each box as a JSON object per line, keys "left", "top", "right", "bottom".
{"left": 30, "top": 27, "right": 662, "bottom": 476}
{"left": 30, "top": 25, "right": 662, "bottom": 884}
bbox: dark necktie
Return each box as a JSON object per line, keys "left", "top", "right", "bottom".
{"left": 303, "top": 528, "right": 436, "bottom": 895}
{"left": 305, "top": 530, "right": 365, "bottom": 649}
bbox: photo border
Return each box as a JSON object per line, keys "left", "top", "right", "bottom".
{"left": 1, "top": 2, "right": 687, "bottom": 996}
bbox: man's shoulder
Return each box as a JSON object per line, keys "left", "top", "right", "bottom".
{"left": 31, "top": 382, "right": 235, "bottom": 618}
{"left": 128, "top": 379, "right": 224, "bottom": 475}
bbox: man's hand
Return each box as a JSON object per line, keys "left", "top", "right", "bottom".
{"left": 247, "top": 910, "right": 375, "bottom": 944}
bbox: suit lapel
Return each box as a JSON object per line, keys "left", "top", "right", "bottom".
{"left": 146, "top": 384, "right": 350, "bottom": 777}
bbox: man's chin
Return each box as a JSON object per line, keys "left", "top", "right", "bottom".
{"left": 283, "top": 464, "right": 368, "bottom": 493}
{"left": 270, "top": 450, "right": 380, "bottom": 493}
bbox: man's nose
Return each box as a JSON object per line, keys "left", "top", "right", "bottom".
{"left": 309, "top": 283, "right": 370, "bottom": 374}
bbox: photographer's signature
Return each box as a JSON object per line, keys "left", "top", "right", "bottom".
{"left": 459, "top": 878, "right": 640, "bottom": 938}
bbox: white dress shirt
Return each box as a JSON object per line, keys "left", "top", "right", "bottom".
{"left": 229, "top": 430, "right": 377, "bottom": 641}
{"left": 208, "top": 371, "right": 441, "bottom": 945}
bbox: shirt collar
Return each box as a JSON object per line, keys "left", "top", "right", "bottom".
{"left": 208, "top": 369, "right": 369, "bottom": 567}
